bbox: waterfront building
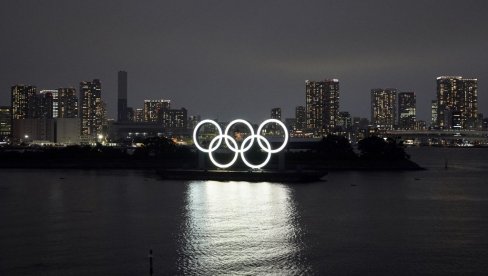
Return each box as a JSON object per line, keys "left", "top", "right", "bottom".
{"left": 30, "top": 92, "right": 54, "bottom": 119}
{"left": 371, "top": 88, "right": 397, "bottom": 130}
{"left": 143, "top": 99, "right": 170, "bottom": 122}
{"left": 271, "top": 108, "right": 282, "bottom": 120}
{"left": 58, "top": 88, "right": 78, "bottom": 118}
{"left": 295, "top": 106, "right": 306, "bottom": 131}
{"left": 11, "top": 85, "right": 36, "bottom": 119}
{"left": 305, "top": 79, "right": 340, "bottom": 135}
{"left": 398, "top": 92, "right": 416, "bottom": 130}
{"left": 80, "top": 79, "right": 103, "bottom": 136}
{"left": 40, "top": 90, "right": 58, "bottom": 118}
{"left": 0, "top": 106, "right": 11, "bottom": 138}
{"left": 135, "top": 108, "right": 144, "bottom": 122}
{"left": 161, "top": 108, "right": 187, "bottom": 130}
{"left": 117, "top": 71, "right": 128, "bottom": 122}
{"left": 436, "top": 76, "right": 478, "bottom": 130}
{"left": 431, "top": 100, "right": 438, "bottom": 129}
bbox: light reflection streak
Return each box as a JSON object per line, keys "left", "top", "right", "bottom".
{"left": 177, "top": 181, "right": 310, "bottom": 275}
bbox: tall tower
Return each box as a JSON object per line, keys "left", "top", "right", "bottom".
{"left": 40, "top": 90, "right": 58, "bottom": 118}
{"left": 305, "top": 79, "right": 340, "bottom": 135}
{"left": 58, "top": 88, "right": 78, "bottom": 118}
{"left": 80, "top": 79, "right": 102, "bottom": 136}
{"left": 397, "top": 92, "right": 416, "bottom": 130}
{"left": 371, "top": 88, "right": 397, "bottom": 130}
{"left": 11, "top": 85, "right": 36, "bottom": 120}
{"left": 143, "top": 99, "right": 171, "bottom": 122}
{"left": 117, "top": 71, "right": 128, "bottom": 122}
{"left": 436, "top": 76, "right": 478, "bottom": 129}
{"left": 295, "top": 106, "right": 306, "bottom": 131}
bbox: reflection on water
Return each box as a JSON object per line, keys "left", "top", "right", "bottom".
{"left": 177, "top": 181, "right": 310, "bottom": 275}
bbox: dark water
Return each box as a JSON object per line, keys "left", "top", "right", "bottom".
{"left": 1, "top": 148, "right": 488, "bottom": 275}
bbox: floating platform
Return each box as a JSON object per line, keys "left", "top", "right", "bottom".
{"left": 156, "top": 169, "right": 327, "bottom": 183}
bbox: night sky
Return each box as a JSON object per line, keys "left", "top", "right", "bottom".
{"left": 1, "top": 0, "right": 487, "bottom": 123}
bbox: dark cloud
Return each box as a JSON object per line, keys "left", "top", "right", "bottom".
{"left": 1, "top": 0, "right": 488, "bottom": 122}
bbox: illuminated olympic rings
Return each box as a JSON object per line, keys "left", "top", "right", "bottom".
{"left": 193, "top": 119, "right": 289, "bottom": 169}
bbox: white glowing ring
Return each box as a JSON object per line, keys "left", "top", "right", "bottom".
{"left": 208, "top": 134, "right": 239, "bottom": 169}
{"left": 193, "top": 119, "right": 222, "bottom": 153}
{"left": 224, "top": 119, "right": 255, "bottom": 152}
{"left": 256, "top": 119, "right": 289, "bottom": 153}
{"left": 193, "top": 119, "right": 288, "bottom": 169}
{"left": 240, "top": 135, "right": 272, "bottom": 169}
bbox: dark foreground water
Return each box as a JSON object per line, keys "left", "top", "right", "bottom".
{"left": 1, "top": 148, "right": 488, "bottom": 275}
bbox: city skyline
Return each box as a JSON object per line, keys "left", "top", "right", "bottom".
{"left": 1, "top": 1, "right": 487, "bottom": 122}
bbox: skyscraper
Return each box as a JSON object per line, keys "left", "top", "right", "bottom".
{"left": 117, "top": 71, "right": 128, "bottom": 122}
{"left": 40, "top": 90, "right": 58, "bottom": 118}
{"left": 431, "top": 100, "right": 438, "bottom": 129}
{"left": 305, "top": 79, "right": 340, "bottom": 135}
{"left": 30, "top": 92, "right": 54, "bottom": 119}
{"left": 80, "top": 79, "right": 103, "bottom": 136}
{"left": 0, "top": 106, "right": 11, "bottom": 138}
{"left": 436, "top": 76, "right": 478, "bottom": 130}
{"left": 295, "top": 106, "right": 306, "bottom": 131}
{"left": 371, "top": 88, "right": 397, "bottom": 130}
{"left": 11, "top": 85, "right": 36, "bottom": 119}
{"left": 397, "top": 92, "right": 416, "bottom": 130}
{"left": 271, "top": 108, "right": 282, "bottom": 120}
{"left": 161, "top": 108, "right": 187, "bottom": 130}
{"left": 143, "top": 99, "right": 170, "bottom": 122}
{"left": 58, "top": 88, "right": 78, "bottom": 118}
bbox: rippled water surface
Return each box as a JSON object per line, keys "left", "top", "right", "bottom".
{"left": 1, "top": 147, "right": 488, "bottom": 275}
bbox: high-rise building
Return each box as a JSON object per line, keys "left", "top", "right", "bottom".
{"left": 40, "top": 90, "right": 58, "bottom": 118}
{"left": 58, "top": 88, "right": 78, "bottom": 118}
{"left": 398, "top": 92, "right": 416, "bottom": 130}
{"left": 436, "top": 76, "right": 478, "bottom": 130}
{"left": 371, "top": 88, "right": 397, "bottom": 130}
{"left": 295, "top": 106, "right": 306, "bottom": 131}
{"left": 80, "top": 79, "right": 103, "bottom": 136}
{"left": 11, "top": 85, "right": 36, "bottom": 119}
{"left": 431, "top": 100, "right": 438, "bottom": 129}
{"left": 337, "top": 111, "right": 352, "bottom": 131}
{"left": 161, "top": 108, "right": 187, "bottom": 130}
{"left": 30, "top": 92, "right": 54, "bottom": 119}
{"left": 305, "top": 79, "right": 340, "bottom": 135}
{"left": 188, "top": 115, "right": 201, "bottom": 130}
{"left": 135, "top": 108, "right": 144, "bottom": 122}
{"left": 117, "top": 71, "right": 128, "bottom": 122}
{"left": 127, "top": 107, "right": 134, "bottom": 122}
{"left": 271, "top": 108, "right": 282, "bottom": 120}
{"left": 143, "top": 99, "right": 170, "bottom": 122}
{"left": 0, "top": 106, "right": 11, "bottom": 138}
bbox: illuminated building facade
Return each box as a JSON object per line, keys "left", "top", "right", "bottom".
{"left": 371, "top": 88, "right": 397, "bottom": 130}
{"left": 135, "top": 108, "right": 144, "bottom": 122}
{"left": 305, "top": 79, "right": 340, "bottom": 135}
{"left": 0, "top": 106, "right": 11, "bottom": 138}
{"left": 11, "top": 85, "right": 36, "bottom": 119}
{"left": 143, "top": 99, "right": 170, "bottom": 122}
{"left": 271, "top": 108, "right": 282, "bottom": 120}
{"left": 295, "top": 106, "right": 305, "bottom": 131}
{"left": 80, "top": 79, "right": 103, "bottom": 136}
{"left": 161, "top": 108, "right": 187, "bottom": 130}
{"left": 436, "top": 76, "right": 478, "bottom": 130}
{"left": 58, "top": 88, "right": 78, "bottom": 118}
{"left": 40, "top": 90, "right": 58, "bottom": 118}
{"left": 431, "top": 100, "right": 438, "bottom": 129}
{"left": 398, "top": 92, "right": 416, "bottom": 130}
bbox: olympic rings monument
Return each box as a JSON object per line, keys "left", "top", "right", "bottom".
{"left": 193, "top": 119, "right": 288, "bottom": 170}
{"left": 158, "top": 118, "right": 326, "bottom": 182}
